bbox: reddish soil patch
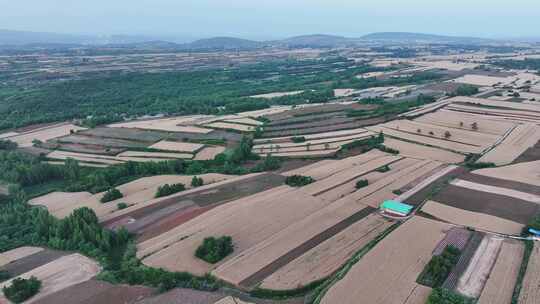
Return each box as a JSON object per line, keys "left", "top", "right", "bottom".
{"left": 34, "top": 279, "right": 154, "bottom": 304}
{"left": 137, "top": 205, "right": 216, "bottom": 242}
{"left": 432, "top": 185, "right": 540, "bottom": 224}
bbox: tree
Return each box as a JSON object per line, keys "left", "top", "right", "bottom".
{"left": 191, "top": 176, "right": 204, "bottom": 187}
{"left": 195, "top": 236, "right": 234, "bottom": 264}
{"left": 155, "top": 183, "right": 186, "bottom": 198}
{"left": 117, "top": 202, "right": 128, "bottom": 210}
{"left": 64, "top": 158, "right": 81, "bottom": 181}
{"left": 0, "top": 140, "right": 17, "bottom": 150}
{"left": 444, "top": 131, "right": 452, "bottom": 139}
{"left": 285, "top": 175, "right": 315, "bottom": 187}
{"left": 471, "top": 122, "right": 478, "bottom": 131}
{"left": 2, "top": 276, "right": 41, "bottom": 303}
{"left": 355, "top": 179, "right": 369, "bottom": 189}
{"left": 101, "top": 188, "right": 123, "bottom": 203}
{"left": 459, "top": 122, "right": 464, "bottom": 127}
{"left": 417, "top": 129, "right": 422, "bottom": 133}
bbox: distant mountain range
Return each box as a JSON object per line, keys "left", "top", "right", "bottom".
{"left": 0, "top": 29, "right": 522, "bottom": 49}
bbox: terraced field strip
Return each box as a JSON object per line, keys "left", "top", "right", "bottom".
{"left": 473, "top": 160, "right": 540, "bottom": 187}
{"left": 259, "top": 149, "right": 340, "bottom": 158}
{"left": 108, "top": 116, "right": 214, "bottom": 133}
{"left": 117, "top": 151, "right": 194, "bottom": 159}
{"left": 7, "top": 123, "right": 86, "bottom": 148}
{"left": 384, "top": 119, "right": 501, "bottom": 148}
{"left": 281, "top": 149, "right": 386, "bottom": 180}
{"left": 255, "top": 139, "right": 357, "bottom": 154}
{"left": 442, "top": 232, "right": 484, "bottom": 291}
{"left": 396, "top": 165, "right": 458, "bottom": 203}
{"left": 205, "top": 122, "right": 255, "bottom": 132}
{"left": 399, "top": 98, "right": 453, "bottom": 117}
{"left": 45, "top": 160, "right": 109, "bottom": 168}
{"left": 414, "top": 109, "right": 516, "bottom": 136}
{"left": 320, "top": 217, "right": 451, "bottom": 304}
{"left": 382, "top": 138, "right": 465, "bottom": 164}
{"left": 253, "top": 131, "right": 373, "bottom": 151}
{"left": 451, "top": 179, "right": 540, "bottom": 204}
{"left": 518, "top": 243, "right": 540, "bottom": 304}
{"left": 254, "top": 128, "right": 370, "bottom": 145}
{"left": 223, "top": 117, "right": 263, "bottom": 126}
{"left": 447, "top": 104, "right": 540, "bottom": 123}
{"left": 259, "top": 214, "right": 393, "bottom": 290}
{"left": 450, "top": 96, "right": 540, "bottom": 113}
{"left": 456, "top": 236, "right": 503, "bottom": 298}
{"left": 421, "top": 201, "right": 524, "bottom": 235}
{"left": 139, "top": 186, "right": 329, "bottom": 275}
{"left": 301, "top": 155, "right": 402, "bottom": 196}
{"left": 478, "top": 123, "right": 540, "bottom": 165}
{"left": 194, "top": 146, "right": 226, "bottom": 160}
{"left": 366, "top": 125, "right": 483, "bottom": 154}
{"left": 149, "top": 140, "right": 204, "bottom": 152}
{"left": 478, "top": 240, "right": 524, "bottom": 304}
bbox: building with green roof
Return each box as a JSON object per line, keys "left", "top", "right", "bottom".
{"left": 380, "top": 200, "right": 414, "bottom": 217}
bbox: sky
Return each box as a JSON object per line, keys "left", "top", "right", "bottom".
{"left": 1, "top": 0, "right": 539, "bottom": 41}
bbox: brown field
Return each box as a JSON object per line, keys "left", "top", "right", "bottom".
{"left": 0, "top": 254, "right": 100, "bottom": 303}
{"left": 117, "top": 151, "right": 193, "bottom": 159}
{"left": 214, "top": 296, "right": 254, "bottom": 304}
{"left": 194, "top": 146, "right": 226, "bottom": 160}
{"left": 478, "top": 123, "right": 540, "bottom": 165}
{"left": 456, "top": 236, "right": 503, "bottom": 298}
{"left": 0, "top": 247, "right": 43, "bottom": 267}
{"left": 149, "top": 140, "right": 204, "bottom": 152}
{"left": 7, "top": 123, "right": 86, "bottom": 147}
{"left": 223, "top": 118, "right": 263, "bottom": 126}
{"left": 478, "top": 240, "right": 524, "bottom": 304}
{"left": 382, "top": 138, "right": 465, "bottom": 163}
{"left": 518, "top": 243, "right": 540, "bottom": 304}
{"left": 473, "top": 161, "right": 540, "bottom": 187}
{"left": 29, "top": 173, "right": 233, "bottom": 220}
{"left": 421, "top": 201, "right": 523, "bottom": 235}
{"left": 204, "top": 122, "right": 255, "bottom": 132}
{"left": 320, "top": 217, "right": 451, "bottom": 304}
{"left": 451, "top": 179, "right": 540, "bottom": 204}
{"left": 259, "top": 214, "right": 393, "bottom": 290}
{"left": 34, "top": 280, "right": 154, "bottom": 304}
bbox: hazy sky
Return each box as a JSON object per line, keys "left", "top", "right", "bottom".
{"left": 1, "top": 0, "right": 539, "bottom": 40}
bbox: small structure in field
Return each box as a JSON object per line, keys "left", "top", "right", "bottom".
{"left": 380, "top": 200, "right": 414, "bottom": 217}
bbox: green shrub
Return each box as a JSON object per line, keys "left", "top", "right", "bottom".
{"left": 377, "top": 145, "right": 399, "bottom": 155}
{"left": 392, "top": 189, "right": 403, "bottom": 195}
{"left": 291, "top": 136, "right": 306, "bottom": 143}
{"left": 466, "top": 162, "right": 496, "bottom": 169}
{"left": 2, "top": 276, "right": 41, "bottom": 303}
{"left": 100, "top": 188, "right": 123, "bottom": 203}
{"left": 527, "top": 214, "right": 540, "bottom": 231}
{"left": 117, "top": 202, "right": 128, "bottom": 210}
{"left": 191, "top": 176, "right": 204, "bottom": 187}
{"left": 195, "top": 236, "right": 234, "bottom": 264}
{"left": 155, "top": 183, "right": 186, "bottom": 198}
{"left": 0, "top": 271, "right": 10, "bottom": 283}
{"left": 427, "top": 288, "right": 475, "bottom": 304}
{"left": 375, "top": 165, "right": 390, "bottom": 173}
{"left": 285, "top": 175, "right": 315, "bottom": 187}
{"left": 0, "top": 140, "right": 17, "bottom": 150}
{"left": 418, "top": 246, "right": 461, "bottom": 288}
{"left": 355, "top": 179, "right": 369, "bottom": 189}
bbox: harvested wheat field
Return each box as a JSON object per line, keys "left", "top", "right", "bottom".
{"left": 400, "top": 99, "right": 453, "bottom": 118}
{"left": 260, "top": 149, "right": 340, "bottom": 158}
{"left": 415, "top": 109, "right": 517, "bottom": 136}
{"left": 473, "top": 161, "right": 540, "bottom": 187}
{"left": 451, "top": 179, "right": 540, "bottom": 204}
{"left": 117, "top": 151, "right": 193, "bottom": 159}
{"left": 321, "top": 216, "right": 451, "bottom": 304}
{"left": 254, "top": 128, "right": 370, "bottom": 145}
{"left": 453, "top": 75, "right": 512, "bottom": 87}
{"left": 223, "top": 118, "right": 263, "bottom": 126}
{"left": 259, "top": 214, "right": 393, "bottom": 290}
{"left": 214, "top": 296, "right": 254, "bottom": 304}
{"left": 194, "top": 146, "right": 226, "bottom": 160}
{"left": 0, "top": 247, "right": 43, "bottom": 267}
{"left": 138, "top": 186, "right": 329, "bottom": 275}
{"left": 253, "top": 131, "right": 373, "bottom": 152}
{"left": 0, "top": 254, "right": 100, "bottom": 304}
{"left": 382, "top": 138, "right": 465, "bottom": 163}
{"left": 149, "top": 140, "right": 204, "bottom": 153}
{"left": 478, "top": 123, "right": 540, "bottom": 165}
{"left": 421, "top": 201, "right": 523, "bottom": 235}
{"left": 456, "top": 235, "right": 503, "bottom": 298}
{"left": 8, "top": 123, "right": 86, "bottom": 147}
{"left": 46, "top": 150, "right": 125, "bottom": 165}
{"left": 29, "top": 173, "right": 232, "bottom": 220}
{"left": 366, "top": 124, "right": 484, "bottom": 154}
{"left": 518, "top": 243, "right": 540, "bottom": 304}
{"left": 205, "top": 122, "right": 255, "bottom": 132}
{"left": 478, "top": 240, "right": 524, "bottom": 304}
{"left": 447, "top": 104, "right": 540, "bottom": 124}
{"left": 109, "top": 116, "right": 213, "bottom": 133}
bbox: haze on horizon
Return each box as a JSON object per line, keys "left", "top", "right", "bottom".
{"left": 1, "top": 0, "right": 539, "bottom": 41}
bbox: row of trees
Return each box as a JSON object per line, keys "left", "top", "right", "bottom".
{"left": 155, "top": 183, "right": 186, "bottom": 198}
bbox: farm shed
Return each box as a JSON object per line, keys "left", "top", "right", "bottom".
{"left": 380, "top": 200, "right": 414, "bottom": 216}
